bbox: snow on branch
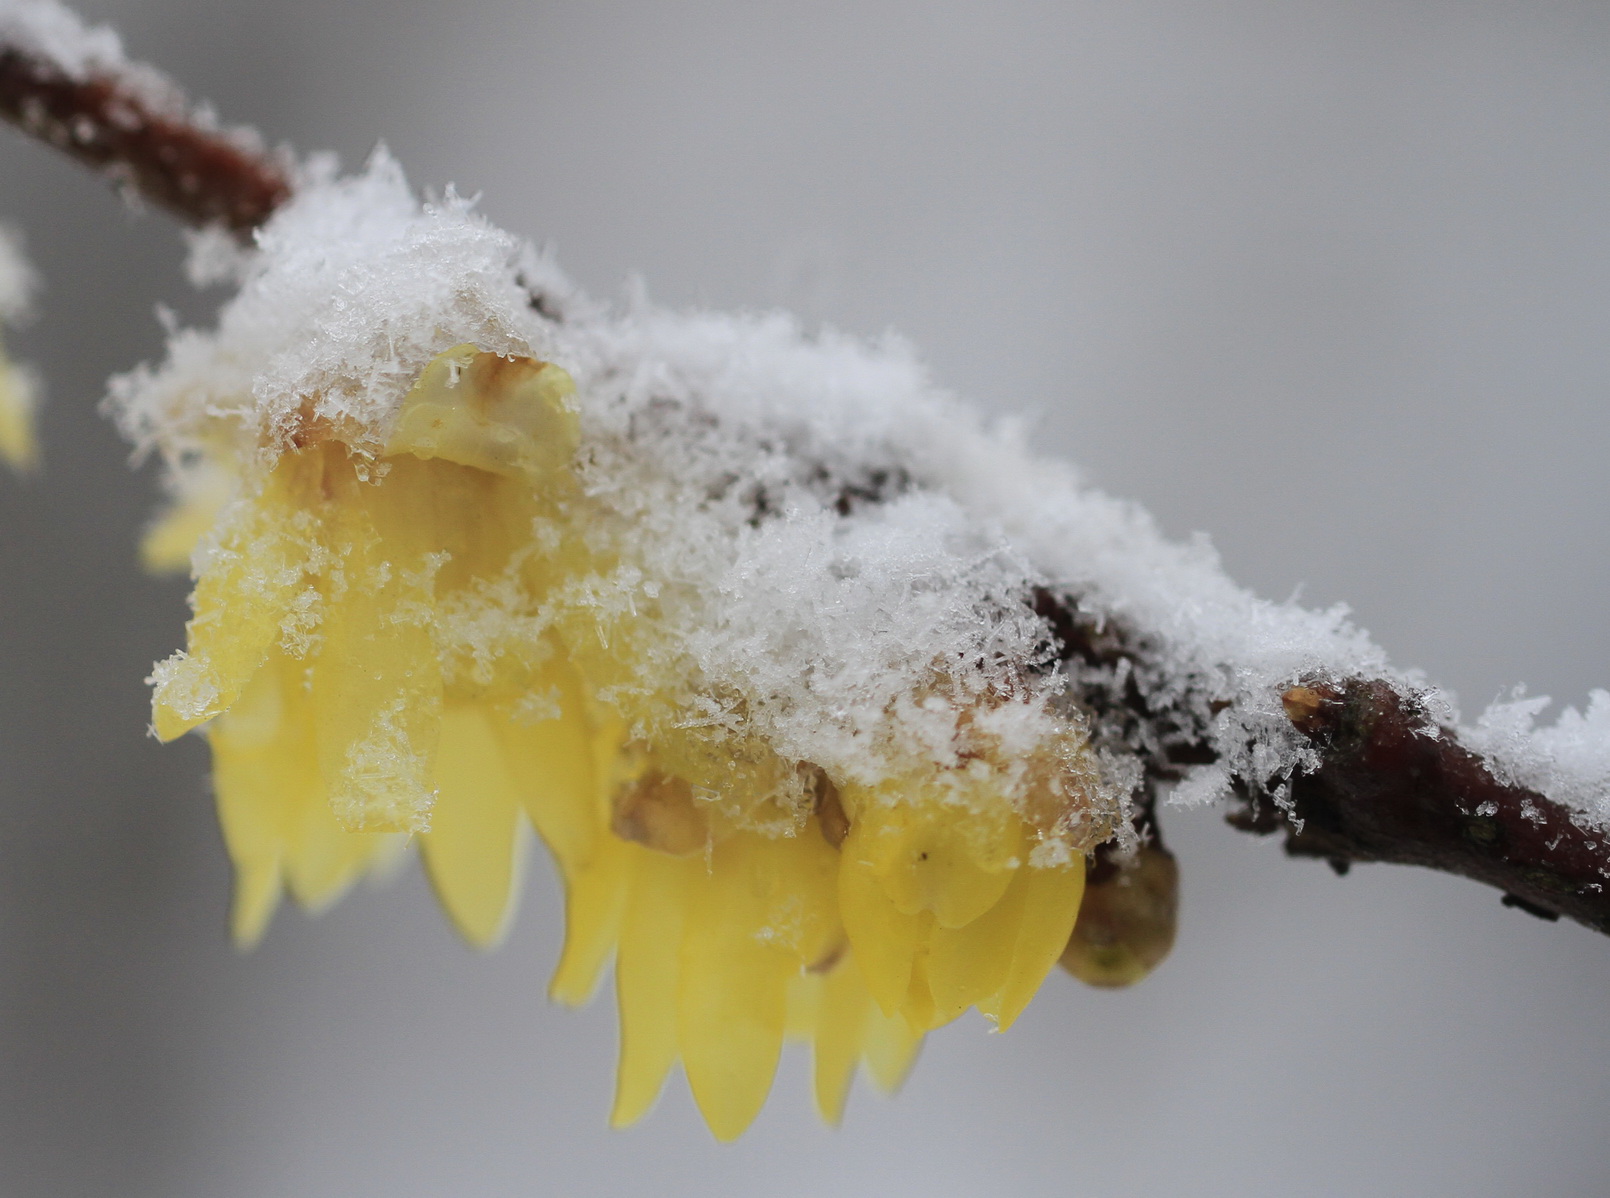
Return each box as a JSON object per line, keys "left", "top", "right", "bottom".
{"left": 0, "top": 0, "right": 291, "bottom": 235}
{"left": 2, "top": 0, "right": 1608, "bottom": 942}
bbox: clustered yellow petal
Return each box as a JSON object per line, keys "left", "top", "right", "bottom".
{"left": 150, "top": 345, "right": 1109, "bottom": 1138}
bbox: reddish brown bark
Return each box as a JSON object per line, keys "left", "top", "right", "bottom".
{"left": 1039, "top": 592, "right": 1610, "bottom": 937}
{"left": 1249, "top": 681, "right": 1610, "bottom": 933}
{"left": 0, "top": 44, "right": 291, "bottom": 235}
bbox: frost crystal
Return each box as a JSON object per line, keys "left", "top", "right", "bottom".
{"left": 1464, "top": 690, "right": 1610, "bottom": 830}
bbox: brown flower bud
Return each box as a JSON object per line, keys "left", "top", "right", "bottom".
{"left": 1060, "top": 842, "right": 1179, "bottom": 988}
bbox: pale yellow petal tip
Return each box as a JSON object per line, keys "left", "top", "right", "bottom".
{"left": 609, "top": 1066, "right": 673, "bottom": 1130}
{"left": 547, "top": 970, "right": 602, "bottom": 1009}
{"left": 694, "top": 1089, "right": 773, "bottom": 1144}
{"left": 140, "top": 503, "right": 207, "bottom": 573}
{"left": 419, "top": 709, "right": 532, "bottom": 949}
{"left": 607, "top": 1105, "right": 649, "bottom": 1132}
{"left": 420, "top": 832, "right": 527, "bottom": 951}
{"left": 151, "top": 707, "right": 198, "bottom": 745}
{"left": 813, "top": 1072, "right": 854, "bottom": 1127}
{"left": 140, "top": 462, "right": 236, "bottom": 573}
{"left": 548, "top": 839, "right": 630, "bottom": 1006}
{"left": 865, "top": 1038, "right": 923, "bottom": 1097}
{"left": 230, "top": 868, "right": 281, "bottom": 949}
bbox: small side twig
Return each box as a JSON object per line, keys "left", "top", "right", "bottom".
{"left": 0, "top": 26, "right": 292, "bottom": 235}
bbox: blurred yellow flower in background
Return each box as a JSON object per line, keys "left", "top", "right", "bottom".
{"left": 0, "top": 226, "right": 37, "bottom": 474}
{"left": 0, "top": 340, "right": 36, "bottom": 472}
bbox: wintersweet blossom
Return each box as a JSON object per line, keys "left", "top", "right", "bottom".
{"left": 119, "top": 156, "right": 1134, "bottom": 1138}
{"left": 0, "top": 345, "right": 33, "bottom": 471}
{"left": 0, "top": 227, "right": 36, "bottom": 472}
{"left": 118, "top": 140, "right": 1562, "bottom": 1136}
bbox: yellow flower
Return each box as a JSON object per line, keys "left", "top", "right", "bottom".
{"left": 0, "top": 335, "right": 36, "bottom": 473}
{"left": 147, "top": 342, "right": 1112, "bottom": 1139}
{"left": 0, "top": 226, "right": 37, "bottom": 474}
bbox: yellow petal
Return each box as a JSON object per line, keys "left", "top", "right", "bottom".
{"left": 861, "top": 998, "right": 924, "bottom": 1095}
{"left": 208, "top": 660, "right": 292, "bottom": 942}
{"left": 229, "top": 861, "right": 282, "bottom": 947}
{"left": 611, "top": 848, "right": 692, "bottom": 1127}
{"left": 283, "top": 786, "right": 395, "bottom": 914}
{"left": 857, "top": 797, "right": 1020, "bottom": 930}
{"left": 837, "top": 832, "right": 924, "bottom": 1017}
{"left": 811, "top": 956, "right": 872, "bottom": 1125}
{"left": 549, "top": 831, "right": 629, "bottom": 1006}
{"left": 209, "top": 649, "right": 399, "bottom": 941}
{"left": 924, "top": 863, "right": 1028, "bottom": 1024}
{"left": 495, "top": 659, "right": 603, "bottom": 877}
{"left": 386, "top": 345, "right": 580, "bottom": 480}
{"left": 978, "top": 858, "right": 1085, "bottom": 1030}
{"left": 784, "top": 969, "right": 824, "bottom": 1042}
{"left": 677, "top": 837, "right": 792, "bottom": 1142}
{"left": 419, "top": 703, "right": 528, "bottom": 948}
{"left": 150, "top": 458, "right": 313, "bottom": 742}
{"left": 309, "top": 466, "right": 443, "bottom": 833}
{"left": 901, "top": 947, "right": 944, "bottom": 1032}
{"left": 140, "top": 462, "right": 233, "bottom": 574}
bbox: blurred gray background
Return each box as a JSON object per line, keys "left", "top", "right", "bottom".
{"left": 1, "top": 2, "right": 1608, "bottom": 1195}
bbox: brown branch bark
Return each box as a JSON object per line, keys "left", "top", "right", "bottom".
{"left": 0, "top": 40, "right": 292, "bottom": 236}
{"left": 1252, "top": 681, "right": 1610, "bottom": 933}
{"left": 1044, "top": 586, "right": 1610, "bottom": 936}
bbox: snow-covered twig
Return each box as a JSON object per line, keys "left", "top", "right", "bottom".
{"left": 1043, "top": 600, "right": 1610, "bottom": 932}
{"left": 0, "top": 0, "right": 291, "bottom": 235}
{"left": 1273, "top": 681, "right": 1609, "bottom": 931}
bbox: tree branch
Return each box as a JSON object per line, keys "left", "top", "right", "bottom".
{"left": 1042, "top": 591, "right": 1610, "bottom": 937}
{"left": 5, "top": 5, "right": 1603, "bottom": 947}
{"left": 0, "top": 33, "right": 292, "bottom": 236}
{"left": 1257, "top": 681, "right": 1610, "bottom": 932}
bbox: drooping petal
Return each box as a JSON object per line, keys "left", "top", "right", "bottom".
{"left": 495, "top": 660, "right": 605, "bottom": 878}
{"left": 837, "top": 844, "right": 925, "bottom": 1019}
{"left": 979, "top": 858, "right": 1085, "bottom": 1030}
{"left": 861, "top": 998, "right": 924, "bottom": 1095}
{"left": 549, "top": 831, "right": 630, "bottom": 1006}
{"left": 0, "top": 339, "right": 37, "bottom": 473}
{"left": 309, "top": 459, "right": 443, "bottom": 833}
{"left": 810, "top": 955, "right": 873, "bottom": 1125}
{"left": 211, "top": 649, "right": 401, "bottom": 943}
{"left": 677, "top": 836, "right": 794, "bottom": 1142}
{"left": 419, "top": 703, "right": 528, "bottom": 948}
{"left": 151, "top": 458, "right": 314, "bottom": 742}
{"left": 611, "top": 848, "right": 692, "bottom": 1127}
